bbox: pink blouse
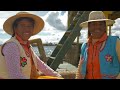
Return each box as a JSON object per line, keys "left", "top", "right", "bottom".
{"left": 2, "top": 42, "right": 61, "bottom": 79}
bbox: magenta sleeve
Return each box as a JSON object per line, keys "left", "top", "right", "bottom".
{"left": 35, "top": 55, "right": 61, "bottom": 77}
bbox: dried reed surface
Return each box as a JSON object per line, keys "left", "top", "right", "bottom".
{"left": 59, "top": 71, "right": 77, "bottom": 79}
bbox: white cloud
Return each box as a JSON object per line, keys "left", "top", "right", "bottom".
{"left": 0, "top": 18, "right": 6, "bottom": 29}
{"left": 30, "top": 29, "right": 65, "bottom": 44}
{"left": 46, "top": 11, "right": 67, "bottom": 30}
{"left": 59, "top": 11, "right": 68, "bottom": 28}
{"left": 112, "top": 18, "right": 120, "bottom": 30}
{"left": 0, "top": 11, "right": 20, "bottom": 18}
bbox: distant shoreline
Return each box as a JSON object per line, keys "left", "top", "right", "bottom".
{"left": 31, "top": 42, "right": 83, "bottom": 47}
{"left": 31, "top": 43, "right": 57, "bottom": 47}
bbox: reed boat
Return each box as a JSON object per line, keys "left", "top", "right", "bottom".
{"left": 1, "top": 11, "right": 120, "bottom": 79}
{"left": 30, "top": 11, "right": 120, "bottom": 79}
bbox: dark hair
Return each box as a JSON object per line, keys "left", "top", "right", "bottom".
{"left": 12, "top": 17, "right": 35, "bottom": 37}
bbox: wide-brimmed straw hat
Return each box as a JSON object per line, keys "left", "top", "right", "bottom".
{"left": 3, "top": 11, "right": 44, "bottom": 35}
{"left": 80, "top": 11, "right": 115, "bottom": 28}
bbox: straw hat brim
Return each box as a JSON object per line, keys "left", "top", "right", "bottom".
{"left": 3, "top": 13, "right": 44, "bottom": 35}
{"left": 80, "top": 19, "right": 115, "bottom": 28}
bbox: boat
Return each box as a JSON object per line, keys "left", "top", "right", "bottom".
{"left": 30, "top": 11, "right": 120, "bottom": 79}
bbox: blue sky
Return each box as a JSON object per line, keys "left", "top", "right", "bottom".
{"left": 0, "top": 11, "right": 120, "bottom": 44}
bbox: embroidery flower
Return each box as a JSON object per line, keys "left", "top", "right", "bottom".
{"left": 105, "top": 54, "right": 112, "bottom": 62}
{"left": 20, "top": 57, "right": 27, "bottom": 67}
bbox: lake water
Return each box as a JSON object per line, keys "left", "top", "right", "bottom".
{"left": 32, "top": 46, "right": 56, "bottom": 57}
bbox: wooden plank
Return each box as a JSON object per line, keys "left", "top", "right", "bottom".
{"left": 30, "top": 38, "right": 47, "bottom": 63}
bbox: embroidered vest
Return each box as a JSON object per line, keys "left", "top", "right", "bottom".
{"left": 0, "top": 37, "right": 38, "bottom": 79}
{"left": 80, "top": 36, "right": 120, "bottom": 79}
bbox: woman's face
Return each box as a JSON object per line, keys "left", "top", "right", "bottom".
{"left": 14, "top": 19, "right": 34, "bottom": 41}
{"left": 88, "top": 21, "right": 106, "bottom": 39}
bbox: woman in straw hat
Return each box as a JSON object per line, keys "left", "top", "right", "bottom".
{"left": 0, "top": 12, "right": 62, "bottom": 79}
{"left": 76, "top": 11, "right": 120, "bottom": 79}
